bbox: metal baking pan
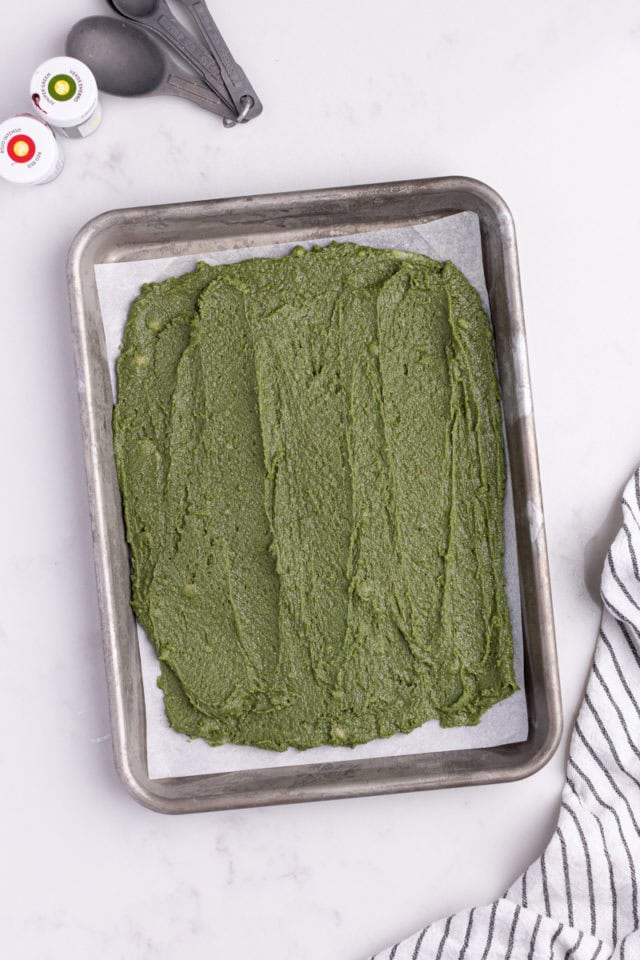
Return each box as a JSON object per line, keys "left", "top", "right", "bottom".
{"left": 67, "top": 177, "right": 561, "bottom": 814}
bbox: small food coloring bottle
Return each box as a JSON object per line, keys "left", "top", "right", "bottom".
{"left": 0, "top": 113, "right": 64, "bottom": 185}
{"left": 30, "top": 56, "right": 102, "bottom": 139}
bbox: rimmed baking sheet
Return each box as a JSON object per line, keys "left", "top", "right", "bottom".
{"left": 68, "top": 178, "right": 561, "bottom": 812}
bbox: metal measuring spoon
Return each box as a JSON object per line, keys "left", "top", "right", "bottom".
{"left": 66, "top": 17, "right": 237, "bottom": 122}
{"left": 174, "top": 0, "right": 262, "bottom": 121}
{"left": 107, "top": 0, "right": 237, "bottom": 116}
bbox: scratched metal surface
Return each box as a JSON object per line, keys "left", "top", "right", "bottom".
{"left": 66, "top": 177, "right": 561, "bottom": 813}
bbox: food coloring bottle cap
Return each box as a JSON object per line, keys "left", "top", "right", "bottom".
{"left": 0, "top": 113, "right": 64, "bottom": 185}
{"left": 31, "top": 56, "right": 102, "bottom": 138}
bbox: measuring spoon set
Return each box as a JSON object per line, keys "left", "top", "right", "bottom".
{"left": 66, "top": 0, "right": 262, "bottom": 127}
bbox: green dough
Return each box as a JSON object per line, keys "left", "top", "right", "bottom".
{"left": 113, "top": 243, "right": 517, "bottom": 751}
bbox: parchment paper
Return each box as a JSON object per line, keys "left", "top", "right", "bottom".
{"left": 95, "top": 211, "right": 528, "bottom": 780}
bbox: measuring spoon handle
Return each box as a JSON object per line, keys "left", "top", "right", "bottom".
{"left": 128, "top": 0, "right": 235, "bottom": 112}
{"left": 179, "top": 0, "right": 262, "bottom": 119}
{"left": 163, "top": 72, "right": 236, "bottom": 120}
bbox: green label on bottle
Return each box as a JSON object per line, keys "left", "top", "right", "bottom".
{"left": 48, "top": 74, "right": 77, "bottom": 102}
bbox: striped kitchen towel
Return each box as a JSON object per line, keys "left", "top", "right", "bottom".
{"left": 372, "top": 468, "right": 640, "bottom": 960}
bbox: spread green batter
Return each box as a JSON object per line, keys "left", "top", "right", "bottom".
{"left": 113, "top": 243, "right": 517, "bottom": 751}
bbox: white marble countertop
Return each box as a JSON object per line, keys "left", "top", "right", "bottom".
{"left": 2, "top": 1, "right": 640, "bottom": 957}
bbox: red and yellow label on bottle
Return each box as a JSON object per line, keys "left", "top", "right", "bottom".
{"left": 7, "top": 134, "right": 36, "bottom": 163}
